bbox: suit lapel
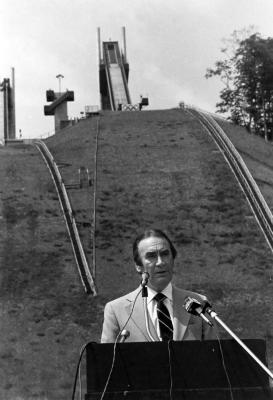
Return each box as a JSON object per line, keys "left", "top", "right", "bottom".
{"left": 172, "top": 286, "right": 191, "bottom": 340}
{"left": 125, "top": 289, "right": 159, "bottom": 341}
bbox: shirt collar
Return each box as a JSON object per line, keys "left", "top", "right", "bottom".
{"left": 147, "top": 282, "right": 173, "bottom": 304}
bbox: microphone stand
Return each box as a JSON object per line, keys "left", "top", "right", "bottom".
{"left": 206, "top": 307, "right": 273, "bottom": 381}
{"left": 142, "top": 284, "right": 156, "bottom": 342}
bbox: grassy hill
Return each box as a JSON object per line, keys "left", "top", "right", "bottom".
{"left": 0, "top": 108, "right": 273, "bottom": 399}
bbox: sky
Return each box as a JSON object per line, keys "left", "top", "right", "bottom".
{"left": 2, "top": 0, "right": 273, "bottom": 138}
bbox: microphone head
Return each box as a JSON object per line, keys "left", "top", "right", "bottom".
{"left": 120, "top": 329, "right": 130, "bottom": 339}
{"left": 184, "top": 297, "right": 202, "bottom": 315}
{"left": 184, "top": 296, "right": 211, "bottom": 316}
{"left": 184, "top": 297, "right": 213, "bottom": 327}
{"left": 141, "top": 272, "right": 150, "bottom": 286}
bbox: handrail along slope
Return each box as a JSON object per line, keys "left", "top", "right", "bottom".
{"left": 188, "top": 107, "right": 273, "bottom": 255}
{"left": 34, "top": 140, "right": 97, "bottom": 295}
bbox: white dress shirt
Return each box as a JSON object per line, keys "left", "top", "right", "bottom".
{"left": 146, "top": 282, "right": 173, "bottom": 340}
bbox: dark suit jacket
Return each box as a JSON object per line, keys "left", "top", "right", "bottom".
{"left": 101, "top": 285, "right": 215, "bottom": 342}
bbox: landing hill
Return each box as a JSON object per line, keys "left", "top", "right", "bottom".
{"left": 0, "top": 108, "right": 273, "bottom": 400}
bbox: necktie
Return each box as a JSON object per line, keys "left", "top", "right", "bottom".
{"left": 154, "top": 293, "right": 173, "bottom": 341}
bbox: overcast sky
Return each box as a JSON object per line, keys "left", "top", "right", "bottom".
{"left": 2, "top": 0, "right": 273, "bottom": 138}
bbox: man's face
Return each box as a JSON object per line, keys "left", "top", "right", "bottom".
{"left": 136, "top": 236, "right": 174, "bottom": 292}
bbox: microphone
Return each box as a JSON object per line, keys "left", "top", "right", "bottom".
{"left": 184, "top": 296, "right": 213, "bottom": 327}
{"left": 141, "top": 272, "right": 149, "bottom": 297}
{"left": 119, "top": 329, "right": 130, "bottom": 343}
{"left": 141, "top": 272, "right": 150, "bottom": 287}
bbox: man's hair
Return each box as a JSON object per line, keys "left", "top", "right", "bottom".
{"left": 133, "top": 228, "right": 177, "bottom": 266}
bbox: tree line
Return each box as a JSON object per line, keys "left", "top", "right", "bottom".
{"left": 206, "top": 28, "right": 273, "bottom": 141}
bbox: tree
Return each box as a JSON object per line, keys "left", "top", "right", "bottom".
{"left": 206, "top": 28, "right": 273, "bottom": 140}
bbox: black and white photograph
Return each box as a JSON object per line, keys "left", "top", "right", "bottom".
{"left": 1, "top": 1, "right": 273, "bottom": 399}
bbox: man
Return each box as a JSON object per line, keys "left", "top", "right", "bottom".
{"left": 101, "top": 228, "right": 215, "bottom": 342}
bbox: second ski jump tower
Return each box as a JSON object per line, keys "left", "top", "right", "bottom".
{"left": 98, "top": 27, "right": 132, "bottom": 111}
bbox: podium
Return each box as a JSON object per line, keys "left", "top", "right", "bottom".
{"left": 85, "top": 340, "right": 272, "bottom": 399}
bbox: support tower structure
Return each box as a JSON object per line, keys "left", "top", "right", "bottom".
{"left": 44, "top": 88, "right": 74, "bottom": 132}
{"left": 0, "top": 68, "right": 16, "bottom": 144}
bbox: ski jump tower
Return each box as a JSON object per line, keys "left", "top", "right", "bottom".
{"left": 98, "top": 27, "right": 131, "bottom": 111}
{"left": 0, "top": 68, "right": 16, "bottom": 144}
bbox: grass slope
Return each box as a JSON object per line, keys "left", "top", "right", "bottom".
{"left": 0, "top": 109, "right": 272, "bottom": 399}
